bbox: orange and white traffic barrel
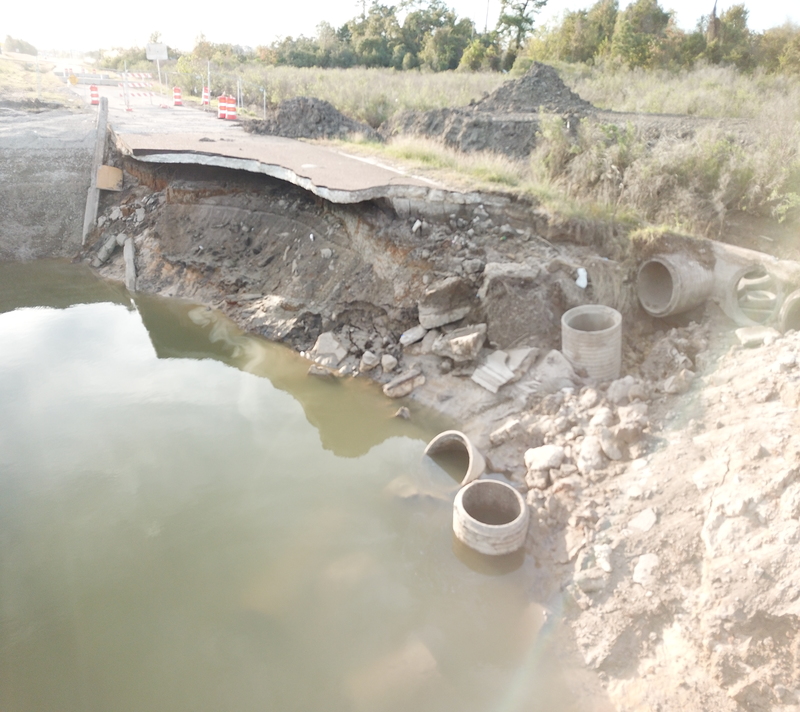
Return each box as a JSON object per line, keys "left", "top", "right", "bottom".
{"left": 217, "top": 95, "right": 227, "bottom": 119}
{"left": 90, "top": 85, "right": 99, "bottom": 105}
{"left": 225, "top": 95, "right": 237, "bottom": 121}
{"left": 202, "top": 87, "right": 210, "bottom": 105}
{"left": 173, "top": 86, "right": 182, "bottom": 106}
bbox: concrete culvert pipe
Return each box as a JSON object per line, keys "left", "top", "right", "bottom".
{"left": 453, "top": 480, "right": 529, "bottom": 556}
{"left": 636, "top": 254, "right": 714, "bottom": 318}
{"left": 780, "top": 289, "right": 800, "bottom": 333}
{"left": 561, "top": 304, "right": 622, "bottom": 381}
{"left": 424, "top": 430, "right": 486, "bottom": 487}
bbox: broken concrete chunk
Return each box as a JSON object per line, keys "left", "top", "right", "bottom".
{"left": 462, "top": 258, "right": 484, "bottom": 274}
{"left": 663, "top": 368, "right": 695, "bottom": 395}
{"left": 524, "top": 350, "right": 577, "bottom": 394}
{"left": 607, "top": 375, "right": 637, "bottom": 405}
{"left": 359, "top": 350, "right": 380, "bottom": 372}
{"left": 471, "top": 350, "right": 515, "bottom": 393}
{"left": 400, "top": 324, "right": 427, "bottom": 347}
{"left": 310, "top": 332, "right": 348, "bottom": 368}
{"left": 574, "top": 567, "right": 608, "bottom": 594}
{"left": 91, "top": 234, "right": 120, "bottom": 267}
{"left": 419, "top": 328, "right": 439, "bottom": 354}
{"left": 490, "top": 418, "right": 523, "bottom": 446}
{"left": 525, "top": 444, "right": 565, "bottom": 472}
{"left": 383, "top": 369, "right": 426, "bottom": 398}
{"left": 632, "top": 553, "right": 660, "bottom": 588}
{"left": 598, "top": 427, "right": 623, "bottom": 461}
{"left": 629, "top": 507, "right": 657, "bottom": 533}
{"left": 134, "top": 207, "right": 145, "bottom": 223}
{"left": 735, "top": 325, "right": 781, "bottom": 347}
{"left": 308, "top": 364, "right": 335, "bottom": 378}
{"left": 506, "top": 347, "right": 537, "bottom": 374}
{"left": 589, "top": 407, "right": 615, "bottom": 428}
{"left": 123, "top": 237, "right": 136, "bottom": 292}
{"left": 320, "top": 247, "right": 333, "bottom": 259}
{"left": 381, "top": 354, "right": 398, "bottom": 373}
{"left": 616, "top": 402, "right": 649, "bottom": 443}
{"left": 577, "top": 436, "right": 606, "bottom": 475}
{"left": 417, "top": 276, "right": 474, "bottom": 329}
{"left": 432, "top": 324, "right": 487, "bottom": 363}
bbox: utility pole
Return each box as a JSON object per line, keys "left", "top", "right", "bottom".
{"left": 485, "top": 0, "right": 490, "bottom": 34}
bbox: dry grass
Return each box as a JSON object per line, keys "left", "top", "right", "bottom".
{"left": 0, "top": 52, "right": 77, "bottom": 105}
{"left": 183, "top": 65, "right": 506, "bottom": 127}
{"left": 552, "top": 61, "right": 800, "bottom": 119}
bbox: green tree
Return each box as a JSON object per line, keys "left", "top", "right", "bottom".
{"left": 458, "top": 35, "right": 502, "bottom": 71}
{"left": 610, "top": 0, "right": 670, "bottom": 67}
{"left": 420, "top": 19, "right": 474, "bottom": 70}
{"left": 3, "top": 35, "right": 37, "bottom": 56}
{"left": 347, "top": 3, "right": 402, "bottom": 67}
{"left": 497, "top": 0, "right": 548, "bottom": 54}
{"left": 780, "top": 33, "right": 800, "bottom": 74}
{"left": 528, "top": 0, "right": 617, "bottom": 63}
{"left": 755, "top": 23, "right": 800, "bottom": 73}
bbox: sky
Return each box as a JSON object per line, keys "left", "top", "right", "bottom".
{"left": 2, "top": 0, "right": 797, "bottom": 53}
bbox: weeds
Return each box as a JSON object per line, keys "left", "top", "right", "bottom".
{"left": 552, "top": 60, "right": 800, "bottom": 120}
{"left": 530, "top": 111, "right": 800, "bottom": 234}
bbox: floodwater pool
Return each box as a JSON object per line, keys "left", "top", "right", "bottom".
{"left": 0, "top": 260, "right": 587, "bottom": 712}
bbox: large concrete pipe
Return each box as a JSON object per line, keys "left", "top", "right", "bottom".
{"left": 561, "top": 305, "right": 622, "bottom": 381}
{"left": 710, "top": 242, "right": 791, "bottom": 327}
{"left": 453, "top": 480, "right": 529, "bottom": 555}
{"left": 780, "top": 289, "right": 800, "bottom": 333}
{"left": 636, "top": 254, "right": 714, "bottom": 318}
{"left": 424, "top": 430, "right": 486, "bottom": 487}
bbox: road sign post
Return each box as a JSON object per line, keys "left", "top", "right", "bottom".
{"left": 146, "top": 43, "right": 168, "bottom": 98}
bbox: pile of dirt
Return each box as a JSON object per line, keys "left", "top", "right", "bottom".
{"left": 472, "top": 62, "right": 594, "bottom": 115}
{"left": 0, "top": 98, "right": 63, "bottom": 113}
{"left": 382, "top": 63, "right": 594, "bottom": 158}
{"left": 244, "top": 97, "right": 380, "bottom": 142}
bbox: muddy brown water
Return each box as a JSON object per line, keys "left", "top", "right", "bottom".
{"left": 0, "top": 261, "right": 590, "bottom": 712}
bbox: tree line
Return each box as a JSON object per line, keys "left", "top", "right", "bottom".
{"left": 525, "top": 0, "right": 800, "bottom": 73}
{"left": 94, "top": 0, "right": 799, "bottom": 75}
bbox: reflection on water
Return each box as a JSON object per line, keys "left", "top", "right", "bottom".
{"left": 0, "top": 261, "right": 589, "bottom": 712}
{"left": 135, "top": 293, "right": 447, "bottom": 458}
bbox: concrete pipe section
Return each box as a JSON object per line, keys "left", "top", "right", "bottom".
{"left": 561, "top": 304, "right": 622, "bottom": 381}
{"left": 709, "top": 243, "right": 790, "bottom": 327}
{"left": 636, "top": 254, "right": 714, "bottom": 318}
{"left": 453, "top": 480, "right": 529, "bottom": 556}
{"left": 780, "top": 289, "right": 800, "bottom": 333}
{"left": 424, "top": 430, "right": 486, "bottom": 486}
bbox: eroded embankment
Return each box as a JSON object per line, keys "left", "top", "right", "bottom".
{"left": 81, "top": 155, "right": 800, "bottom": 712}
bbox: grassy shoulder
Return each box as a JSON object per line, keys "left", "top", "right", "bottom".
{"left": 0, "top": 52, "right": 81, "bottom": 107}
{"left": 317, "top": 100, "right": 799, "bottom": 242}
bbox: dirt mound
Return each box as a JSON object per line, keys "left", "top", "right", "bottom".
{"left": 0, "top": 98, "right": 63, "bottom": 113}
{"left": 244, "top": 97, "right": 381, "bottom": 142}
{"left": 381, "top": 63, "right": 593, "bottom": 158}
{"left": 473, "top": 62, "right": 594, "bottom": 115}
